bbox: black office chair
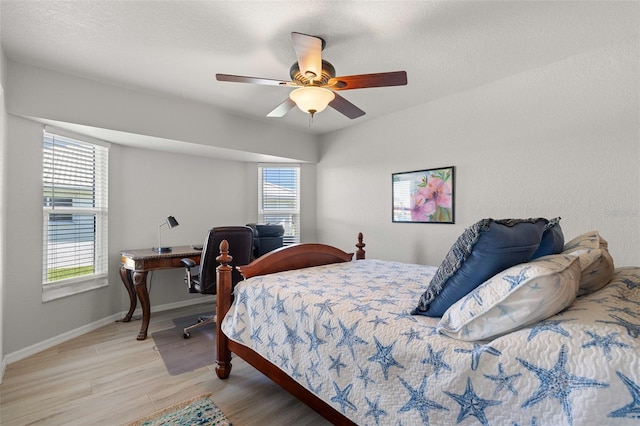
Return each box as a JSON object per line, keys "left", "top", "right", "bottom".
{"left": 180, "top": 226, "right": 253, "bottom": 338}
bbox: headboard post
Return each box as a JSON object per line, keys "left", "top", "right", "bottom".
{"left": 355, "top": 232, "right": 366, "bottom": 260}
{"left": 215, "top": 239, "right": 233, "bottom": 379}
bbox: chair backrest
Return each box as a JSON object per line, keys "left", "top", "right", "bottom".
{"left": 197, "top": 226, "right": 254, "bottom": 294}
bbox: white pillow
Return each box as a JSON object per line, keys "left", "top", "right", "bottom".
{"left": 437, "top": 254, "right": 581, "bottom": 341}
{"left": 562, "top": 231, "right": 614, "bottom": 295}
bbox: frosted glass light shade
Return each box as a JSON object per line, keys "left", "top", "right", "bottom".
{"left": 290, "top": 87, "right": 335, "bottom": 114}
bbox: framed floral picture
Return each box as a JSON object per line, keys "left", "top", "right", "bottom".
{"left": 392, "top": 166, "right": 455, "bottom": 223}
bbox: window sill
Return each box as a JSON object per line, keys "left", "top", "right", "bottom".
{"left": 42, "top": 275, "right": 109, "bottom": 302}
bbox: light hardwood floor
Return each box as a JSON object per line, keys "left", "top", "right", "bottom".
{"left": 0, "top": 304, "right": 331, "bottom": 425}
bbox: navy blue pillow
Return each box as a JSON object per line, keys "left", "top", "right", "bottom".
{"left": 412, "top": 218, "right": 548, "bottom": 317}
{"left": 530, "top": 217, "right": 564, "bottom": 260}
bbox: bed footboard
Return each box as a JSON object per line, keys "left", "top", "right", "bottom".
{"left": 214, "top": 233, "right": 364, "bottom": 424}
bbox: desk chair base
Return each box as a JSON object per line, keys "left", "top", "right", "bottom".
{"left": 183, "top": 314, "right": 216, "bottom": 339}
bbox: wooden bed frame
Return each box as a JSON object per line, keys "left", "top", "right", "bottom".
{"left": 215, "top": 233, "right": 366, "bottom": 425}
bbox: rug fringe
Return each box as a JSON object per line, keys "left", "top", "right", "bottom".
{"left": 125, "top": 393, "right": 213, "bottom": 426}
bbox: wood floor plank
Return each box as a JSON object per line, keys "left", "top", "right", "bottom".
{"left": 0, "top": 303, "right": 331, "bottom": 425}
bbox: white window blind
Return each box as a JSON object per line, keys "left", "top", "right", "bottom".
{"left": 42, "top": 130, "right": 109, "bottom": 292}
{"left": 258, "top": 164, "right": 300, "bottom": 245}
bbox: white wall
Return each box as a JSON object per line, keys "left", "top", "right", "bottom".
{"left": 2, "top": 60, "right": 319, "bottom": 358}
{"left": 3, "top": 115, "right": 251, "bottom": 355}
{"left": 7, "top": 61, "right": 319, "bottom": 164}
{"left": 0, "top": 41, "right": 8, "bottom": 378}
{"left": 317, "top": 39, "right": 640, "bottom": 267}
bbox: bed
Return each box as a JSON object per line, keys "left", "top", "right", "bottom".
{"left": 214, "top": 227, "right": 640, "bottom": 425}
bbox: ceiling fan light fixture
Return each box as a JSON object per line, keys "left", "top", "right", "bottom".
{"left": 290, "top": 87, "right": 335, "bottom": 115}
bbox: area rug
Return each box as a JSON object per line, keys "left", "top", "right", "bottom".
{"left": 151, "top": 312, "right": 216, "bottom": 376}
{"left": 126, "top": 393, "right": 231, "bottom": 426}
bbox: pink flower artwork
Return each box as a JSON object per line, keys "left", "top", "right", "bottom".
{"left": 394, "top": 167, "right": 454, "bottom": 223}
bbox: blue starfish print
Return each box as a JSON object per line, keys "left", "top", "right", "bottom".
{"left": 620, "top": 277, "right": 640, "bottom": 290}
{"left": 305, "top": 373, "right": 322, "bottom": 394}
{"left": 367, "top": 283, "right": 385, "bottom": 292}
{"left": 336, "top": 319, "right": 368, "bottom": 360}
{"left": 282, "top": 322, "right": 305, "bottom": 353}
{"left": 527, "top": 318, "right": 574, "bottom": 341}
{"left": 289, "top": 362, "right": 302, "bottom": 380}
{"left": 229, "top": 325, "right": 245, "bottom": 342}
{"left": 455, "top": 343, "right": 502, "bottom": 370}
{"left": 401, "top": 327, "right": 423, "bottom": 344}
{"left": 256, "top": 285, "right": 272, "bottom": 308}
{"left": 597, "top": 314, "right": 640, "bottom": 338}
{"left": 249, "top": 306, "right": 261, "bottom": 319}
{"left": 249, "top": 324, "right": 263, "bottom": 344}
{"left": 445, "top": 376, "right": 501, "bottom": 426}
{"left": 330, "top": 382, "right": 357, "bottom": 414}
{"left": 503, "top": 267, "right": 531, "bottom": 290}
{"left": 309, "top": 288, "right": 326, "bottom": 297}
{"left": 367, "top": 315, "right": 389, "bottom": 329}
{"left": 308, "top": 359, "right": 320, "bottom": 378}
{"left": 372, "top": 297, "right": 398, "bottom": 306}
{"left": 608, "top": 371, "right": 640, "bottom": 419}
{"left": 612, "top": 294, "right": 640, "bottom": 308}
{"left": 272, "top": 294, "right": 287, "bottom": 315}
{"left": 421, "top": 343, "right": 451, "bottom": 378}
{"left": 390, "top": 310, "right": 418, "bottom": 322}
{"left": 237, "top": 290, "right": 250, "bottom": 307}
{"left": 398, "top": 375, "right": 448, "bottom": 423}
{"left": 277, "top": 352, "right": 289, "bottom": 369}
{"left": 350, "top": 302, "right": 379, "bottom": 317}
{"left": 364, "top": 395, "right": 387, "bottom": 426}
{"left": 357, "top": 365, "right": 375, "bottom": 388}
{"left": 305, "top": 327, "right": 327, "bottom": 357}
{"left": 322, "top": 320, "right": 337, "bottom": 338}
{"left": 295, "top": 300, "right": 310, "bottom": 319}
{"left": 460, "top": 290, "right": 484, "bottom": 309}
{"left": 517, "top": 345, "right": 609, "bottom": 425}
{"left": 581, "top": 330, "right": 631, "bottom": 360}
{"left": 606, "top": 305, "right": 640, "bottom": 319}
{"left": 367, "top": 336, "right": 404, "bottom": 380}
{"left": 264, "top": 312, "right": 274, "bottom": 326}
{"left": 314, "top": 298, "right": 337, "bottom": 319}
{"left": 328, "top": 353, "right": 346, "bottom": 376}
{"left": 484, "top": 363, "right": 521, "bottom": 396}
{"left": 266, "top": 334, "right": 277, "bottom": 353}
{"left": 496, "top": 304, "right": 518, "bottom": 322}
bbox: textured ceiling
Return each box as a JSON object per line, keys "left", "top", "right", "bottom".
{"left": 1, "top": 1, "right": 638, "bottom": 137}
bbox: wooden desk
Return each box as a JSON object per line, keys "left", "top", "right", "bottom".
{"left": 119, "top": 246, "right": 201, "bottom": 340}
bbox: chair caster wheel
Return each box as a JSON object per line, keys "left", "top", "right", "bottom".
{"left": 183, "top": 332, "right": 190, "bottom": 339}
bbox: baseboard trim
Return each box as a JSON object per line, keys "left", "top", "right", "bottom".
{"left": 1, "top": 296, "right": 215, "bottom": 374}
{"left": 0, "top": 356, "right": 7, "bottom": 384}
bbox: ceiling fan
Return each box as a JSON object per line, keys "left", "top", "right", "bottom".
{"left": 216, "top": 32, "right": 408, "bottom": 120}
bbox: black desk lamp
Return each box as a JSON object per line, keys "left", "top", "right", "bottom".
{"left": 153, "top": 215, "right": 179, "bottom": 253}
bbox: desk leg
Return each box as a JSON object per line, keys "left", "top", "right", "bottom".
{"left": 133, "top": 271, "right": 151, "bottom": 340}
{"left": 119, "top": 266, "right": 137, "bottom": 322}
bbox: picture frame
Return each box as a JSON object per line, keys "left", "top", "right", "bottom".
{"left": 392, "top": 166, "right": 455, "bottom": 223}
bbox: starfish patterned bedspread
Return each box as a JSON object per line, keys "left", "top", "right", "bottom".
{"left": 221, "top": 260, "right": 640, "bottom": 425}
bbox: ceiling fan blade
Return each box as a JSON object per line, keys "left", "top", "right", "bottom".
{"left": 216, "top": 74, "right": 295, "bottom": 87}
{"left": 267, "top": 98, "right": 297, "bottom": 117}
{"left": 291, "top": 32, "right": 323, "bottom": 83}
{"left": 329, "top": 93, "right": 365, "bottom": 119}
{"left": 329, "top": 71, "right": 408, "bottom": 90}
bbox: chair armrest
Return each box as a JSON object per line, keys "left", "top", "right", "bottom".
{"left": 181, "top": 258, "right": 197, "bottom": 269}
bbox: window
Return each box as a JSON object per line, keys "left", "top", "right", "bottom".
{"left": 258, "top": 164, "right": 300, "bottom": 245}
{"left": 42, "top": 129, "right": 109, "bottom": 301}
